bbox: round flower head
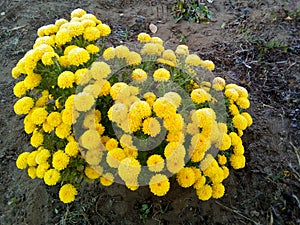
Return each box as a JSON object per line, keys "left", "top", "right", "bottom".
{"left": 185, "top": 54, "right": 201, "bottom": 66}
{"left": 131, "top": 68, "right": 147, "bottom": 83}
{"left": 230, "top": 154, "right": 246, "bottom": 169}
{"left": 68, "top": 47, "right": 90, "bottom": 66}
{"left": 83, "top": 26, "right": 101, "bottom": 41}
{"left": 149, "top": 174, "right": 170, "bottom": 196}
{"left": 52, "top": 150, "right": 70, "bottom": 171}
{"left": 175, "top": 45, "right": 189, "bottom": 56}
{"left": 126, "top": 51, "right": 142, "bottom": 66}
{"left": 65, "top": 141, "right": 79, "bottom": 157}
{"left": 44, "top": 169, "right": 60, "bottom": 186}
{"left": 129, "top": 100, "right": 151, "bottom": 120}
{"left": 199, "top": 60, "right": 215, "bottom": 71}
{"left": 80, "top": 129, "right": 101, "bottom": 150}
{"left": 141, "top": 43, "right": 163, "bottom": 56}
{"left": 153, "top": 97, "right": 177, "bottom": 119}
{"left": 100, "top": 173, "right": 114, "bottom": 186}
{"left": 224, "top": 88, "right": 239, "bottom": 101}
{"left": 71, "top": 8, "right": 87, "bottom": 18}
{"left": 153, "top": 68, "right": 170, "bottom": 82}
{"left": 110, "top": 82, "right": 128, "bottom": 100}
{"left": 137, "top": 32, "right": 151, "bottom": 42}
{"left": 191, "top": 88, "right": 211, "bottom": 104}
{"left": 85, "top": 166, "right": 102, "bottom": 179}
{"left": 163, "top": 113, "right": 184, "bottom": 132}
{"left": 59, "top": 184, "right": 77, "bottom": 203}
{"left": 196, "top": 184, "right": 212, "bottom": 201}
{"left": 164, "top": 92, "right": 181, "bottom": 108}
{"left": 41, "top": 52, "right": 59, "bottom": 65}
{"left": 31, "top": 107, "right": 48, "bottom": 125}
{"left": 177, "top": 167, "right": 196, "bottom": 188}
{"left": 118, "top": 157, "right": 141, "bottom": 183}
{"left": 142, "top": 117, "right": 161, "bottom": 137}
{"left": 85, "top": 149, "right": 103, "bottom": 165}
{"left": 236, "top": 97, "right": 250, "bottom": 109}
{"left": 55, "top": 29, "right": 72, "bottom": 46}
{"left": 232, "top": 114, "right": 248, "bottom": 130}
{"left": 97, "top": 23, "right": 111, "bottom": 36}
{"left": 74, "top": 92, "right": 95, "bottom": 112}
{"left": 30, "top": 130, "right": 44, "bottom": 147}
{"left": 57, "top": 71, "right": 75, "bottom": 89}
{"left": 147, "top": 154, "right": 164, "bottom": 172}
{"left": 212, "top": 77, "right": 226, "bottom": 91}
{"left": 212, "top": 183, "right": 225, "bottom": 199}
{"left": 47, "top": 111, "right": 62, "bottom": 128}
{"left": 13, "top": 81, "right": 27, "bottom": 98}
{"left": 103, "top": 47, "right": 115, "bottom": 61}
{"left": 90, "top": 61, "right": 111, "bottom": 80}
{"left": 162, "top": 49, "right": 177, "bottom": 63}
{"left": 23, "top": 73, "right": 42, "bottom": 90}
{"left": 115, "top": 45, "right": 130, "bottom": 58}
{"left": 16, "top": 152, "right": 30, "bottom": 169}
{"left": 241, "top": 112, "right": 253, "bottom": 127}
{"left": 86, "top": 44, "right": 100, "bottom": 54}
{"left": 106, "top": 148, "right": 126, "bottom": 168}
{"left": 14, "top": 97, "right": 34, "bottom": 115}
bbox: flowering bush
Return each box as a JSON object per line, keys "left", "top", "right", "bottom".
{"left": 13, "top": 8, "right": 252, "bottom": 203}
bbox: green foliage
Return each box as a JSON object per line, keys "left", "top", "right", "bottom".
{"left": 172, "top": 0, "right": 212, "bottom": 23}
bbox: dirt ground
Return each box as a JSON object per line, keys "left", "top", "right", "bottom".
{"left": 0, "top": 0, "right": 299, "bottom": 224}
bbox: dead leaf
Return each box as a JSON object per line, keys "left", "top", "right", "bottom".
{"left": 149, "top": 23, "right": 157, "bottom": 34}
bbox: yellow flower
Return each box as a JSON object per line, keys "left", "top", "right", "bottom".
{"left": 65, "top": 141, "right": 79, "bottom": 157}
{"left": 216, "top": 133, "right": 231, "bottom": 151}
{"left": 199, "top": 60, "right": 215, "bottom": 71}
{"left": 224, "top": 88, "right": 239, "bottom": 101}
{"left": 191, "top": 88, "right": 211, "bottom": 104}
{"left": 166, "top": 131, "right": 185, "bottom": 143}
{"left": 236, "top": 97, "right": 250, "bottom": 109}
{"left": 59, "top": 184, "right": 77, "bottom": 204}
{"left": 228, "top": 102, "right": 240, "bottom": 116}
{"left": 163, "top": 114, "right": 184, "bottom": 132}
{"left": 157, "top": 58, "right": 176, "bottom": 67}
{"left": 241, "top": 112, "right": 253, "bottom": 127}
{"left": 27, "top": 167, "right": 37, "bottom": 179}
{"left": 103, "top": 47, "right": 115, "bottom": 61}
{"left": 36, "top": 162, "right": 50, "bottom": 178}
{"left": 185, "top": 54, "right": 201, "bottom": 66}
{"left": 64, "top": 45, "right": 78, "bottom": 55}
{"left": 23, "top": 73, "right": 42, "bottom": 90}
{"left": 86, "top": 44, "right": 100, "bottom": 54}
{"left": 13, "top": 81, "right": 27, "bottom": 98}
{"left": 30, "top": 130, "right": 44, "bottom": 147}
{"left": 193, "top": 175, "right": 207, "bottom": 189}
{"left": 149, "top": 174, "right": 170, "bottom": 196}
{"left": 196, "top": 184, "right": 212, "bottom": 201}
{"left": 85, "top": 166, "right": 102, "bottom": 179}
{"left": 35, "top": 148, "right": 51, "bottom": 164}
{"left": 212, "top": 183, "right": 225, "bottom": 199}
{"left": 128, "top": 100, "right": 151, "bottom": 120}
{"left": 141, "top": 43, "right": 163, "bottom": 56}
{"left": 153, "top": 68, "right": 170, "bottom": 82}
{"left": 164, "top": 92, "right": 181, "bottom": 108}
{"left": 217, "top": 154, "right": 227, "bottom": 165}
{"left": 65, "top": 21, "right": 85, "bottom": 37}
{"left": 55, "top": 123, "right": 71, "bottom": 139}
{"left": 52, "top": 150, "right": 70, "bottom": 171}
{"left": 90, "top": 61, "right": 111, "bottom": 80}
{"left": 83, "top": 26, "right": 101, "bottom": 41}
{"left": 100, "top": 173, "right": 114, "bottom": 186}
{"left": 143, "top": 92, "right": 156, "bottom": 107}
{"left": 114, "top": 45, "right": 130, "bottom": 58}
{"left": 177, "top": 167, "right": 196, "bottom": 188}
{"left": 192, "top": 108, "right": 216, "bottom": 128}
{"left": 47, "top": 112, "right": 62, "bottom": 127}
{"left": 175, "top": 45, "right": 189, "bottom": 56}
{"left": 126, "top": 51, "right": 142, "bottom": 66}
{"left": 108, "top": 103, "right": 128, "bottom": 123}
{"left": 80, "top": 129, "right": 101, "bottom": 150}
{"left": 235, "top": 86, "right": 249, "bottom": 98}
{"left": 137, "top": 32, "right": 151, "bottom": 42}
{"left": 233, "top": 144, "right": 244, "bottom": 155}
{"left": 118, "top": 157, "right": 141, "bottom": 183}
{"left": 97, "top": 23, "right": 111, "bottom": 36}
{"left": 41, "top": 52, "right": 59, "bottom": 65}
{"left": 58, "top": 55, "right": 70, "bottom": 66}
{"left": 81, "top": 19, "right": 97, "bottom": 28}
{"left": 105, "top": 138, "right": 119, "bottom": 151}
{"left": 142, "top": 117, "right": 161, "bottom": 137}
{"left": 16, "top": 152, "right": 30, "bottom": 169}
{"left": 57, "top": 71, "right": 75, "bottom": 89}
{"left": 61, "top": 108, "right": 78, "bottom": 125}
{"left": 27, "top": 150, "right": 38, "bottom": 167}
{"left": 85, "top": 149, "right": 103, "bottom": 165}
{"left": 55, "top": 29, "right": 72, "bottom": 46}
{"left": 71, "top": 8, "right": 87, "bottom": 18}
{"left": 75, "top": 68, "right": 91, "bottom": 85}
{"left": 44, "top": 169, "right": 60, "bottom": 186}
{"left": 106, "top": 148, "right": 126, "bottom": 168}
{"left": 232, "top": 114, "right": 248, "bottom": 130}
{"left": 162, "top": 49, "right": 177, "bottom": 63}
{"left": 14, "top": 96, "right": 34, "bottom": 115}
{"left": 147, "top": 154, "right": 164, "bottom": 172}
{"left": 31, "top": 107, "right": 48, "bottom": 125}
{"left": 212, "top": 77, "right": 226, "bottom": 91}
{"left": 153, "top": 97, "right": 177, "bottom": 119}
{"left": 230, "top": 154, "right": 246, "bottom": 169}
{"left": 74, "top": 92, "right": 95, "bottom": 112}
{"left": 110, "top": 82, "right": 128, "bottom": 100}
{"left": 55, "top": 18, "right": 68, "bottom": 28}
{"left": 68, "top": 47, "right": 90, "bottom": 66}
{"left": 229, "top": 132, "right": 242, "bottom": 146}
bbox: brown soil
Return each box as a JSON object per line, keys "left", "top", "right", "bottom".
{"left": 0, "top": 0, "right": 299, "bottom": 224}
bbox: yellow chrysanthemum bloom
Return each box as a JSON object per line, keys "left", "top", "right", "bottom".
{"left": 142, "top": 117, "right": 161, "bottom": 137}
{"left": 107, "top": 103, "right": 128, "bottom": 123}
{"left": 57, "top": 71, "right": 75, "bottom": 89}
{"left": 149, "top": 174, "right": 170, "bottom": 196}
{"left": 177, "top": 167, "right": 196, "bottom": 188}
{"left": 212, "top": 77, "right": 226, "bottom": 91}
{"left": 23, "top": 73, "right": 42, "bottom": 90}
{"left": 44, "top": 169, "right": 60, "bottom": 186}
{"left": 85, "top": 166, "right": 102, "bottom": 179}
{"left": 110, "top": 82, "right": 128, "bottom": 100}
{"left": 74, "top": 92, "right": 95, "bottom": 112}
{"left": 47, "top": 111, "right": 62, "bottom": 127}
{"left": 118, "top": 157, "right": 141, "bottom": 183}
{"left": 64, "top": 21, "right": 85, "bottom": 37}
{"left": 55, "top": 29, "right": 72, "bottom": 46}
{"left": 215, "top": 133, "right": 231, "bottom": 151}
{"left": 52, "top": 150, "right": 70, "bottom": 171}
{"left": 157, "top": 58, "right": 176, "bottom": 67}
{"left": 106, "top": 148, "right": 126, "bottom": 168}
{"left": 185, "top": 54, "right": 201, "bottom": 66}
{"left": 191, "top": 88, "right": 211, "bottom": 104}
{"left": 175, "top": 45, "right": 189, "bottom": 56}
{"left": 222, "top": 166, "right": 230, "bottom": 179}
{"left": 124, "top": 147, "right": 138, "bottom": 158}
{"left": 81, "top": 19, "right": 97, "bottom": 28}
{"left": 80, "top": 129, "right": 101, "bottom": 150}
{"left": 30, "top": 107, "right": 48, "bottom": 125}
{"left": 103, "top": 47, "right": 115, "bottom": 61}
{"left": 36, "top": 162, "right": 50, "bottom": 178}
{"left": 71, "top": 8, "right": 87, "bottom": 18}
{"left": 228, "top": 102, "right": 239, "bottom": 116}
{"left": 163, "top": 114, "right": 184, "bottom": 132}
{"left": 241, "top": 112, "right": 253, "bottom": 127}
{"left": 232, "top": 114, "right": 248, "bottom": 130}
{"left": 235, "top": 86, "right": 249, "bottom": 98}
{"left": 196, "top": 184, "right": 212, "bottom": 201}
{"left": 191, "top": 108, "right": 216, "bottom": 128}
{"left": 83, "top": 26, "right": 101, "bottom": 41}
{"left": 229, "top": 132, "right": 242, "bottom": 146}
{"left": 14, "top": 96, "right": 35, "bottom": 115}
{"left": 164, "top": 92, "right": 181, "bottom": 108}
{"left": 143, "top": 92, "right": 156, "bottom": 107}
{"left": 68, "top": 47, "right": 90, "bottom": 66}
{"left": 140, "top": 43, "right": 163, "bottom": 56}
{"left": 100, "top": 173, "right": 114, "bottom": 186}
{"left": 126, "top": 51, "right": 142, "bottom": 66}
{"left": 129, "top": 69, "right": 147, "bottom": 84}
{"left": 137, "top": 32, "right": 151, "bottom": 42}
{"left": 85, "top": 149, "right": 103, "bottom": 165}
{"left": 97, "top": 23, "right": 111, "bottom": 36}
{"left": 13, "top": 81, "right": 27, "bottom": 98}
{"left": 114, "top": 45, "right": 130, "bottom": 58}
{"left": 105, "top": 138, "right": 119, "bottom": 151}
{"left": 58, "top": 55, "right": 69, "bottom": 67}
{"left": 193, "top": 175, "right": 207, "bottom": 189}
{"left": 199, "top": 60, "right": 215, "bottom": 71}
{"left": 147, "top": 154, "right": 164, "bottom": 172}
{"left": 233, "top": 144, "right": 244, "bottom": 155}
{"left": 162, "top": 49, "right": 177, "bottom": 63}
{"left": 16, "top": 152, "right": 30, "bottom": 169}
{"left": 166, "top": 131, "right": 185, "bottom": 143}
{"left": 30, "top": 130, "right": 44, "bottom": 147}
{"left": 212, "top": 183, "right": 225, "bottom": 199}
{"left": 26, "top": 151, "right": 38, "bottom": 167}
{"left": 59, "top": 184, "right": 77, "bottom": 204}
{"left": 90, "top": 61, "right": 111, "bottom": 80}
{"left": 35, "top": 148, "right": 50, "bottom": 164}
{"left": 65, "top": 141, "right": 79, "bottom": 157}
{"left": 55, "top": 18, "right": 68, "bottom": 28}
{"left": 236, "top": 97, "right": 250, "bottom": 109}
{"left": 42, "top": 121, "right": 54, "bottom": 133}
{"left": 224, "top": 88, "right": 239, "bottom": 101}
{"left": 230, "top": 154, "right": 246, "bottom": 169}
{"left": 129, "top": 100, "right": 151, "bottom": 120}
{"left": 27, "top": 167, "right": 37, "bottom": 179}
{"left": 86, "top": 44, "right": 100, "bottom": 54}
{"left": 41, "top": 52, "right": 59, "bottom": 66}
{"left": 74, "top": 68, "right": 90, "bottom": 85}
{"left": 55, "top": 123, "right": 71, "bottom": 139}
{"left": 153, "top": 97, "right": 177, "bottom": 119}
{"left": 217, "top": 154, "right": 227, "bottom": 165}
{"left": 153, "top": 68, "right": 170, "bottom": 82}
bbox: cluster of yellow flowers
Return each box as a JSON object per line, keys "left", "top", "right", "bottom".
{"left": 13, "top": 8, "right": 252, "bottom": 204}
